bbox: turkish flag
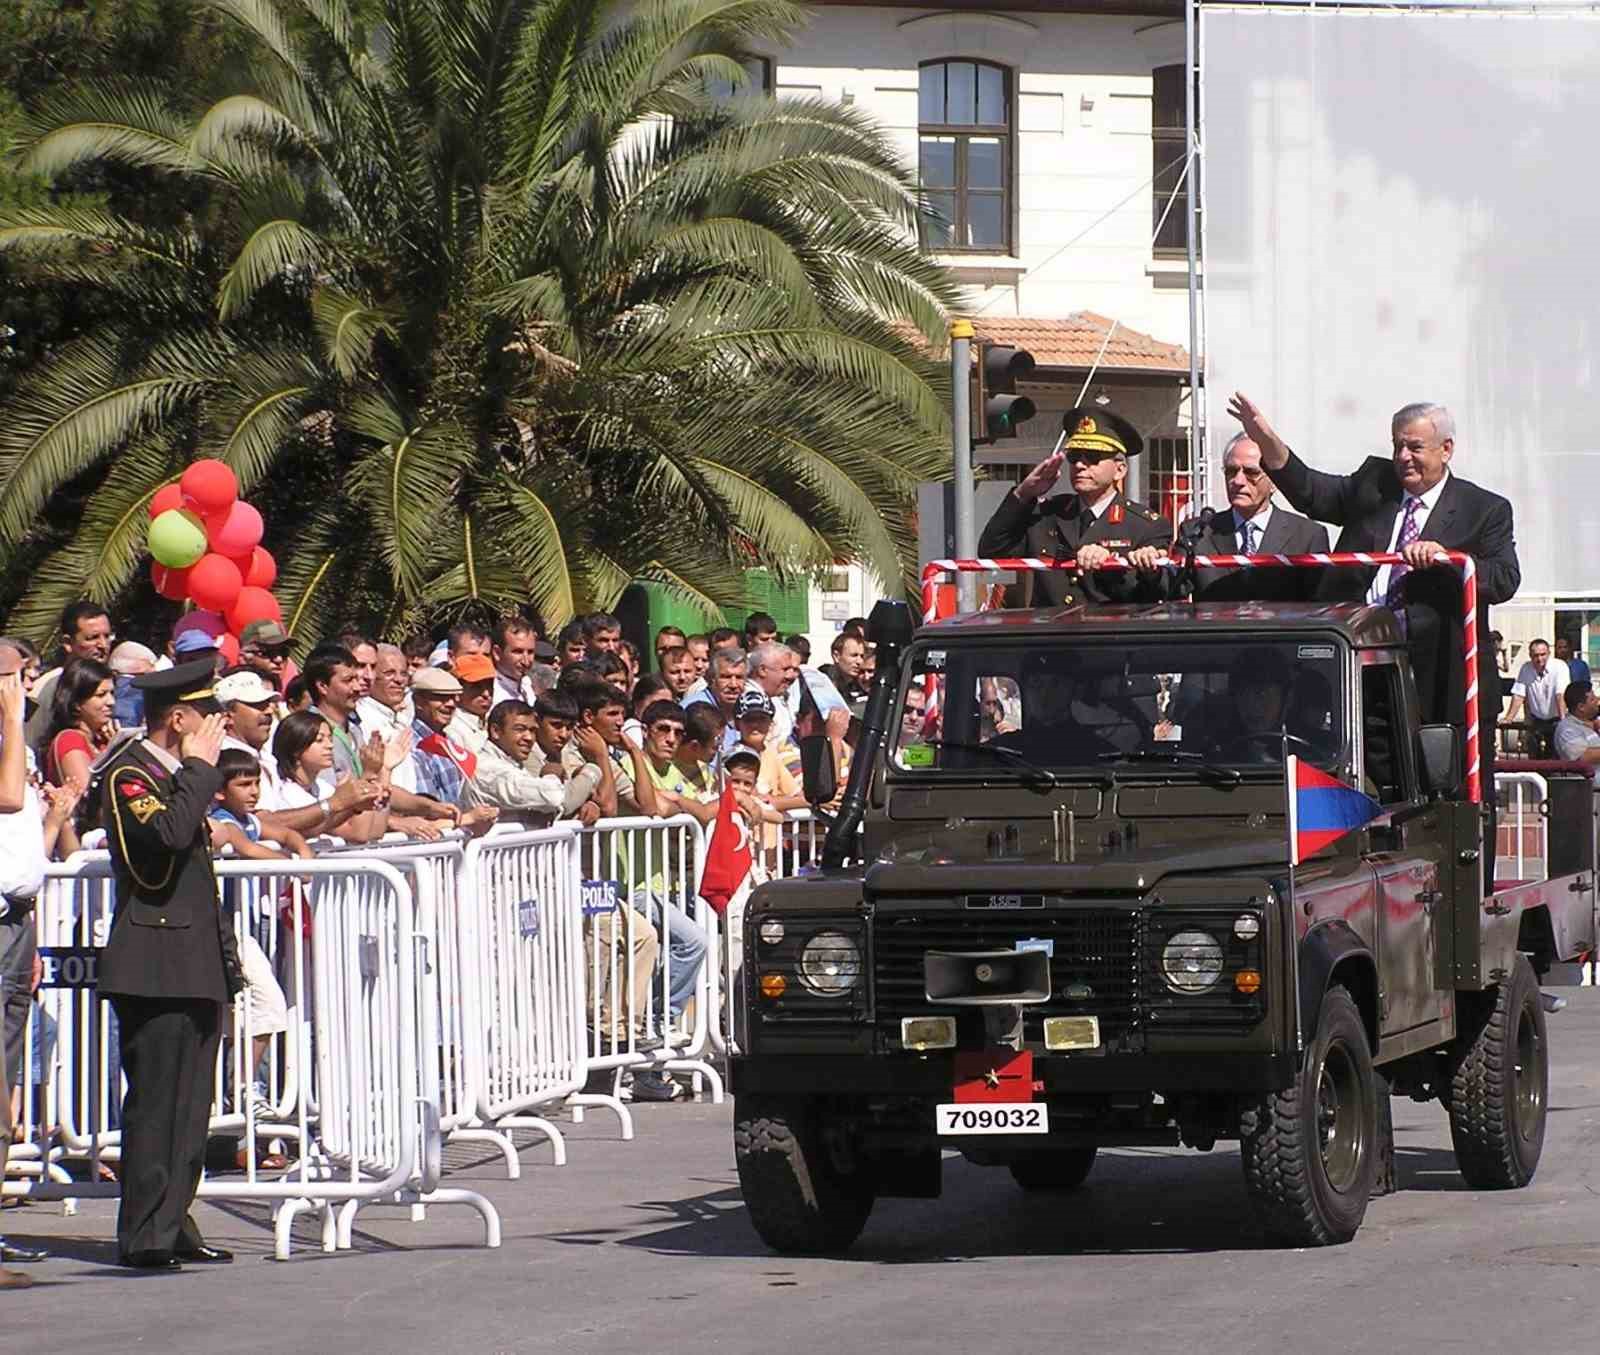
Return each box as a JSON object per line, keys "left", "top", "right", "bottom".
{"left": 698, "top": 783, "right": 752, "bottom": 915}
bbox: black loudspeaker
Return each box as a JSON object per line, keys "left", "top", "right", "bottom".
{"left": 923, "top": 949, "right": 1051, "bottom": 1005}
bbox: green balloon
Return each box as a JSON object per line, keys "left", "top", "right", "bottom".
{"left": 148, "top": 508, "right": 208, "bottom": 568}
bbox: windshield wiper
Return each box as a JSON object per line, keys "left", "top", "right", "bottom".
{"left": 1096, "top": 749, "right": 1242, "bottom": 785}
{"left": 914, "top": 739, "right": 1060, "bottom": 790}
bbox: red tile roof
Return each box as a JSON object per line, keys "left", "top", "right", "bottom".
{"left": 973, "top": 312, "right": 1189, "bottom": 375}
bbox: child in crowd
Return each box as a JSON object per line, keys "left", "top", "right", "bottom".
{"left": 730, "top": 691, "right": 806, "bottom": 866}
{"left": 208, "top": 748, "right": 307, "bottom": 1170}
{"left": 673, "top": 704, "right": 724, "bottom": 803}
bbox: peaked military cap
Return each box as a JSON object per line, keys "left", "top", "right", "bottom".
{"left": 131, "top": 656, "right": 221, "bottom": 713}
{"left": 1061, "top": 406, "right": 1144, "bottom": 459}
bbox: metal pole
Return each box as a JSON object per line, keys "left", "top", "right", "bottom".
{"left": 1184, "top": 0, "right": 1203, "bottom": 513}
{"left": 950, "top": 318, "right": 976, "bottom": 613}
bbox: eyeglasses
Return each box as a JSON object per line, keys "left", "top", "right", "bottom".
{"left": 650, "top": 724, "right": 685, "bottom": 738}
{"left": 1065, "top": 450, "right": 1114, "bottom": 464}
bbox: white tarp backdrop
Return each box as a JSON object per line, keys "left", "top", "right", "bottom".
{"left": 1200, "top": 5, "right": 1600, "bottom": 596}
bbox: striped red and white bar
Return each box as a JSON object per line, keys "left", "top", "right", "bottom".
{"left": 918, "top": 552, "right": 1482, "bottom": 804}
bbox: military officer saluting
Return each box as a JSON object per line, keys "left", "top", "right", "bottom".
{"left": 979, "top": 406, "right": 1172, "bottom": 605}
{"left": 98, "top": 657, "right": 242, "bottom": 1270}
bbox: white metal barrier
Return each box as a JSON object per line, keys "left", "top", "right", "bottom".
{"left": 1495, "top": 772, "right": 1549, "bottom": 884}
{"left": 464, "top": 826, "right": 590, "bottom": 1155}
{"left": 12, "top": 853, "right": 499, "bottom": 1259}
{"left": 570, "top": 814, "right": 723, "bottom": 1121}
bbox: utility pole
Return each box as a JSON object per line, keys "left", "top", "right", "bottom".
{"left": 949, "top": 318, "right": 976, "bottom": 613}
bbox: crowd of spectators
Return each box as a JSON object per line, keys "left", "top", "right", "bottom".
{"left": 0, "top": 598, "right": 895, "bottom": 1132}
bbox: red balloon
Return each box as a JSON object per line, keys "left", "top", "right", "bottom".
{"left": 226, "top": 586, "right": 282, "bottom": 634}
{"left": 234, "top": 546, "right": 276, "bottom": 590}
{"left": 217, "top": 633, "right": 241, "bottom": 666}
{"left": 147, "top": 482, "right": 185, "bottom": 520}
{"left": 205, "top": 500, "right": 263, "bottom": 557}
{"left": 151, "top": 561, "right": 192, "bottom": 601}
{"left": 187, "top": 553, "right": 244, "bottom": 612}
{"left": 180, "top": 459, "right": 238, "bottom": 514}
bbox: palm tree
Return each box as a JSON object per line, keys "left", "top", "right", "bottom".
{"left": 0, "top": 0, "right": 958, "bottom": 644}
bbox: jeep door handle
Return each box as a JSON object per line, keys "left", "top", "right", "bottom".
{"left": 1415, "top": 889, "right": 1441, "bottom": 914}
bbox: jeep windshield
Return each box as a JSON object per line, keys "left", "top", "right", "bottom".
{"left": 891, "top": 636, "right": 1349, "bottom": 778}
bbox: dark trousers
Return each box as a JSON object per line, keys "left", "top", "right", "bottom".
{"left": 0, "top": 915, "right": 36, "bottom": 1181}
{"left": 110, "top": 995, "right": 221, "bottom": 1258}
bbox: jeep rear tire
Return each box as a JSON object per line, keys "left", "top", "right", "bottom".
{"left": 1241, "top": 985, "right": 1377, "bottom": 1246}
{"left": 1008, "top": 1147, "right": 1097, "bottom": 1192}
{"left": 1448, "top": 953, "right": 1547, "bottom": 1189}
{"left": 734, "top": 1097, "right": 874, "bottom": 1254}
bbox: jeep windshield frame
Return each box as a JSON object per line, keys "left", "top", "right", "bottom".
{"left": 889, "top": 631, "right": 1354, "bottom": 783}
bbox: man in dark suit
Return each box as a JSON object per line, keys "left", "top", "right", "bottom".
{"left": 99, "top": 658, "right": 242, "bottom": 1270}
{"left": 1228, "top": 394, "right": 1520, "bottom": 889}
{"left": 1188, "top": 432, "right": 1331, "bottom": 602}
{"left": 979, "top": 407, "right": 1171, "bottom": 607}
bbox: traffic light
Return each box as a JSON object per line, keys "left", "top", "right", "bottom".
{"left": 972, "top": 342, "right": 1036, "bottom": 444}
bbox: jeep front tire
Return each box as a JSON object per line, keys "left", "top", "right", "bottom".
{"left": 1240, "top": 985, "right": 1377, "bottom": 1245}
{"left": 735, "top": 1097, "right": 874, "bottom": 1254}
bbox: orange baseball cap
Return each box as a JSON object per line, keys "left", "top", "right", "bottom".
{"left": 452, "top": 654, "right": 496, "bottom": 684}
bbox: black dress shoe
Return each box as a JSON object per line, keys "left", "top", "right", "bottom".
{"left": 0, "top": 1243, "right": 47, "bottom": 1264}
{"left": 174, "top": 1243, "right": 232, "bottom": 1264}
{"left": 120, "top": 1250, "right": 182, "bottom": 1270}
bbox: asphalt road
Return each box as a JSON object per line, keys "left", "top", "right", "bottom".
{"left": 10, "top": 993, "right": 1600, "bottom": 1354}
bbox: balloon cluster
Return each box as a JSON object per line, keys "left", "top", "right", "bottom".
{"left": 146, "top": 460, "right": 282, "bottom": 667}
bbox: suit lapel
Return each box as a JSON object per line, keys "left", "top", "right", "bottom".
{"left": 1370, "top": 499, "right": 1401, "bottom": 554}
{"left": 1425, "top": 476, "right": 1461, "bottom": 547}
{"left": 1255, "top": 512, "right": 1280, "bottom": 554}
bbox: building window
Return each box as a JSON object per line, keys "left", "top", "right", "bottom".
{"left": 918, "top": 60, "right": 1011, "bottom": 252}
{"left": 1145, "top": 434, "right": 1193, "bottom": 526}
{"left": 706, "top": 56, "right": 772, "bottom": 100}
{"left": 1152, "top": 64, "right": 1191, "bottom": 255}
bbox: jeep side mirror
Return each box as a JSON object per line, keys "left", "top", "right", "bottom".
{"left": 799, "top": 733, "right": 837, "bottom": 808}
{"left": 1418, "top": 724, "right": 1463, "bottom": 798}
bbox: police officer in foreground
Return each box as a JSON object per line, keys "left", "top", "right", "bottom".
{"left": 99, "top": 658, "right": 242, "bottom": 1270}
{"left": 979, "top": 407, "right": 1172, "bottom": 606}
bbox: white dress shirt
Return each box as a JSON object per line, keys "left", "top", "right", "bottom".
{"left": 1366, "top": 472, "right": 1450, "bottom": 605}
{"left": 1514, "top": 659, "right": 1571, "bottom": 721}
{"left": 0, "top": 744, "right": 47, "bottom": 906}
{"left": 446, "top": 707, "right": 489, "bottom": 755}
{"left": 1232, "top": 504, "right": 1274, "bottom": 553}
{"left": 221, "top": 734, "right": 289, "bottom": 813}
{"left": 357, "top": 695, "right": 412, "bottom": 742}
{"left": 492, "top": 671, "right": 537, "bottom": 709}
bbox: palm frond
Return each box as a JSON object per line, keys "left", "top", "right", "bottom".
{"left": 0, "top": 336, "right": 210, "bottom": 545}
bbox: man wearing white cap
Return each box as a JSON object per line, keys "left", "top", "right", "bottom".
{"left": 217, "top": 667, "right": 381, "bottom": 835}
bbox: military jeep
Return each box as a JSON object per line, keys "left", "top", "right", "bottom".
{"left": 732, "top": 599, "right": 1597, "bottom": 1253}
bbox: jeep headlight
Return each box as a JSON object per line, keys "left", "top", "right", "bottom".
{"left": 1161, "top": 929, "right": 1224, "bottom": 993}
{"left": 798, "top": 931, "right": 861, "bottom": 995}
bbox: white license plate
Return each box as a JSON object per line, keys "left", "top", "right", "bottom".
{"left": 935, "top": 1102, "right": 1049, "bottom": 1135}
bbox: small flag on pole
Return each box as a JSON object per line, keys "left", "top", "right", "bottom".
{"left": 698, "top": 782, "right": 753, "bottom": 915}
{"left": 1286, "top": 754, "right": 1383, "bottom": 866}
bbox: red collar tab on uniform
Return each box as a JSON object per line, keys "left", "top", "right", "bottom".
{"left": 1107, "top": 499, "right": 1125, "bottom": 525}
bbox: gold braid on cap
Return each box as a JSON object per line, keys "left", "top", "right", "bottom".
{"left": 176, "top": 685, "right": 216, "bottom": 702}
{"left": 1064, "top": 415, "right": 1126, "bottom": 457}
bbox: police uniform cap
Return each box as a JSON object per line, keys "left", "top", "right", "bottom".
{"left": 1061, "top": 406, "right": 1143, "bottom": 459}
{"left": 131, "top": 657, "right": 222, "bottom": 713}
